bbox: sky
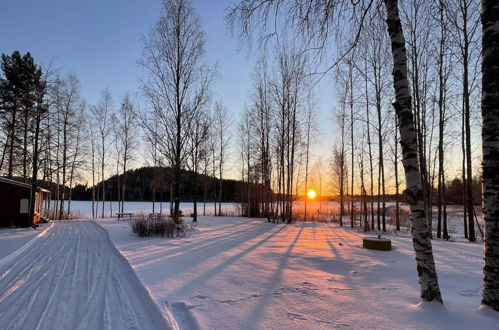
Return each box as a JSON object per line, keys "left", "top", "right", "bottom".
{"left": 0, "top": 0, "right": 255, "bottom": 110}
{"left": 0, "top": 0, "right": 338, "bottom": 178}
{"left": 0, "top": 0, "right": 484, "bottom": 195}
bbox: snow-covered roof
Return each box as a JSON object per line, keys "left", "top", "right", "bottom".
{"left": 0, "top": 177, "right": 32, "bottom": 189}
{"left": 0, "top": 177, "right": 50, "bottom": 193}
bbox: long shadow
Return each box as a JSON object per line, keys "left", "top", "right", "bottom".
{"left": 242, "top": 222, "right": 305, "bottom": 330}
{"left": 323, "top": 222, "right": 364, "bottom": 247}
{"left": 128, "top": 221, "right": 261, "bottom": 255}
{"left": 168, "top": 223, "right": 289, "bottom": 298}
{"left": 117, "top": 219, "right": 261, "bottom": 250}
{"left": 130, "top": 222, "right": 269, "bottom": 266}
{"left": 137, "top": 222, "right": 289, "bottom": 279}
{"left": 326, "top": 237, "right": 344, "bottom": 260}
{"left": 135, "top": 221, "right": 268, "bottom": 256}
{"left": 323, "top": 225, "right": 442, "bottom": 290}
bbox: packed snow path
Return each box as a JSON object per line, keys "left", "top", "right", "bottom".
{"left": 0, "top": 220, "right": 170, "bottom": 330}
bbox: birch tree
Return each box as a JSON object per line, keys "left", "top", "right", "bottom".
{"left": 448, "top": 0, "right": 481, "bottom": 242}
{"left": 251, "top": 59, "right": 274, "bottom": 220}
{"left": 384, "top": 0, "right": 442, "bottom": 302}
{"left": 213, "top": 101, "right": 231, "bottom": 216}
{"left": 87, "top": 118, "right": 98, "bottom": 218}
{"left": 114, "top": 94, "right": 137, "bottom": 213}
{"left": 480, "top": 0, "right": 499, "bottom": 312}
{"left": 51, "top": 74, "right": 85, "bottom": 219}
{"left": 140, "top": 0, "right": 213, "bottom": 216}
{"left": 187, "top": 111, "right": 210, "bottom": 222}
{"left": 91, "top": 89, "right": 113, "bottom": 218}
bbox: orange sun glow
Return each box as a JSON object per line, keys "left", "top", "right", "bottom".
{"left": 307, "top": 189, "right": 317, "bottom": 200}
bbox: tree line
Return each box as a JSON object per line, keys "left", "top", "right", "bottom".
{"left": 70, "top": 166, "right": 264, "bottom": 207}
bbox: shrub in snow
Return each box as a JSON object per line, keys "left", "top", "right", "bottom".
{"left": 130, "top": 214, "right": 186, "bottom": 238}
{"left": 130, "top": 218, "right": 151, "bottom": 237}
{"left": 171, "top": 211, "right": 183, "bottom": 225}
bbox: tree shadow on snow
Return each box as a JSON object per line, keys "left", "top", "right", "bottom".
{"left": 242, "top": 222, "right": 306, "bottom": 329}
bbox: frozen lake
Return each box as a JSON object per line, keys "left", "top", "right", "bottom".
{"left": 47, "top": 200, "right": 354, "bottom": 220}
{"left": 46, "top": 199, "right": 403, "bottom": 220}
{"left": 45, "top": 200, "right": 475, "bottom": 239}
{"left": 47, "top": 200, "right": 241, "bottom": 219}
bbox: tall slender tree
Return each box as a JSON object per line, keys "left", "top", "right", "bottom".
{"left": 0, "top": 52, "right": 37, "bottom": 180}
{"left": 384, "top": 0, "right": 442, "bottom": 302}
{"left": 91, "top": 89, "right": 113, "bottom": 218}
{"left": 141, "top": 0, "right": 213, "bottom": 216}
{"left": 449, "top": 0, "right": 480, "bottom": 242}
{"left": 213, "top": 101, "right": 231, "bottom": 216}
{"left": 480, "top": 0, "right": 499, "bottom": 312}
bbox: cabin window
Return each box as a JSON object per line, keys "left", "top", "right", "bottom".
{"left": 20, "top": 199, "right": 29, "bottom": 214}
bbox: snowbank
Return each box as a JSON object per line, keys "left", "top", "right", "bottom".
{"left": 0, "top": 222, "right": 51, "bottom": 260}
{"left": 99, "top": 217, "right": 499, "bottom": 329}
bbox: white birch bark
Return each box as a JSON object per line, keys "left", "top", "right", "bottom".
{"left": 481, "top": 0, "right": 499, "bottom": 312}
{"left": 383, "top": 0, "right": 442, "bottom": 303}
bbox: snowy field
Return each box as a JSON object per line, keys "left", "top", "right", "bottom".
{"left": 99, "top": 216, "right": 499, "bottom": 329}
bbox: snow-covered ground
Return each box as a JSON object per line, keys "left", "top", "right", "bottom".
{"left": 100, "top": 216, "right": 499, "bottom": 329}
{"left": 0, "top": 222, "right": 50, "bottom": 260}
{"left": 0, "top": 221, "right": 170, "bottom": 330}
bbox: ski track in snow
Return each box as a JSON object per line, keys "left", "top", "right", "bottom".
{"left": 0, "top": 220, "right": 170, "bottom": 330}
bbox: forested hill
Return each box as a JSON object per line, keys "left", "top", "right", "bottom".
{"left": 70, "top": 166, "right": 261, "bottom": 202}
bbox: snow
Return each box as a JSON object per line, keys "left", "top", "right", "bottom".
{"left": 0, "top": 221, "right": 172, "bottom": 330}
{"left": 0, "top": 222, "right": 50, "bottom": 260}
{"left": 52, "top": 200, "right": 241, "bottom": 219}
{"left": 0, "top": 216, "right": 496, "bottom": 329}
{"left": 99, "top": 216, "right": 499, "bottom": 329}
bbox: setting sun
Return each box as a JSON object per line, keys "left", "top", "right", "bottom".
{"left": 307, "top": 189, "right": 317, "bottom": 200}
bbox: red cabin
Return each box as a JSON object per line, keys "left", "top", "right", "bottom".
{"left": 0, "top": 177, "right": 50, "bottom": 227}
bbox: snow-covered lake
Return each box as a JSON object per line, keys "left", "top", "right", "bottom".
{"left": 48, "top": 200, "right": 384, "bottom": 220}
{"left": 45, "top": 200, "right": 479, "bottom": 239}
{"left": 47, "top": 200, "right": 241, "bottom": 219}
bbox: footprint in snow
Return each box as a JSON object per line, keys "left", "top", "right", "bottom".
{"left": 375, "top": 287, "right": 401, "bottom": 291}
{"left": 459, "top": 288, "right": 480, "bottom": 297}
{"left": 272, "top": 287, "right": 286, "bottom": 296}
{"left": 171, "top": 301, "right": 200, "bottom": 330}
{"left": 336, "top": 323, "right": 350, "bottom": 328}
{"left": 287, "top": 312, "right": 308, "bottom": 321}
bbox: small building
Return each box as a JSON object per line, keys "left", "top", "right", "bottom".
{"left": 0, "top": 177, "right": 50, "bottom": 227}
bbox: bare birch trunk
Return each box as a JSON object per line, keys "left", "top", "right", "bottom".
{"left": 348, "top": 63, "right": 355, "bottom": 228}
{"left": 384, "top": 0, "right": 442, "bottom": 303}
{"left": 462, "top": 100, "right": 468, "bottom": 238}
{"left": 364, "top": 60, "right": 375, "bottom": 230}
{"left": 394, "top": 115, "right": 400, "bottom": 231}
{"left": 481, "top": 0, "right": 499, "bottom": 312}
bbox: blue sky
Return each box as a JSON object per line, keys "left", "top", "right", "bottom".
{"left": 1, "top": 0, "right": 336, "bottom": 175}
{"left": 0, "top": 0, "right": 253, "bottom": 107}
